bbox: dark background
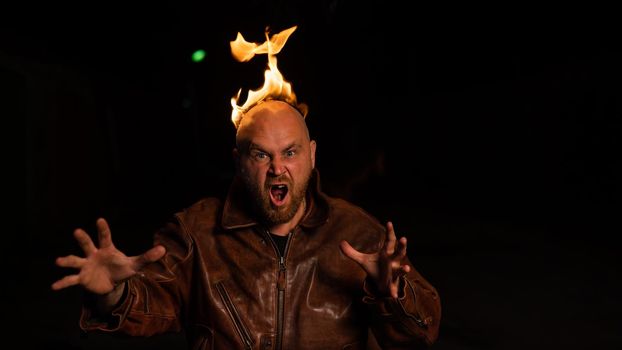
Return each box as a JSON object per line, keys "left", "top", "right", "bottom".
{"left": 5, "top": 1, "right": 620, "bottom": 349}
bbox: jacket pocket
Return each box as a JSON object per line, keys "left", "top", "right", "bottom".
{"left": 215, "top": 281, "right": 254, "bottom": 349}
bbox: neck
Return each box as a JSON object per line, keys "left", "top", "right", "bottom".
{"left": 268, "top": 198, "right": 306, "bottom": 236}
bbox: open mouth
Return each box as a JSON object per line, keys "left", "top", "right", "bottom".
{"left": 270, "top": 184, "right": 289, "bottom": 206}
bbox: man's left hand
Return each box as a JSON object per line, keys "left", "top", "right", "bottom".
{"left": 340, "top": 221, "right": 411, "bottom": 298}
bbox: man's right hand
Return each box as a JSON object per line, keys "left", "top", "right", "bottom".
{"left": 52, "top": 218, "right": 166, "bottom": 295}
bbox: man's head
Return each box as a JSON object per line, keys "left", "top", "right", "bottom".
{"left": 234, "top": 100, "right": 316, "bottom": 227}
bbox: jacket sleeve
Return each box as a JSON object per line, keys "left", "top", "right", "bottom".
{"left": 364, "top": 258, "right": 441, "bottom": 349}
{"left": 79, "top": 218, "right": 194, "bottom": 336}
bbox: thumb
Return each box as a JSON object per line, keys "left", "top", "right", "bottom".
{"left": 135, "top": 245, "right": 167, "bottom": 269}
{"left": 340, "top": 240, "right": 366, "bottom": 265}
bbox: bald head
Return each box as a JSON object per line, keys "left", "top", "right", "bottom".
{"left": 236, "top": 100, "right": 310, "bottom": 150}
{"left": 233, "top": 100, "right": 316, "bottom": 231}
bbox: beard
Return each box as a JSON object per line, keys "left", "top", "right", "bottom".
{"left": 242, "top": 172, "right": 311, "bottom": 226}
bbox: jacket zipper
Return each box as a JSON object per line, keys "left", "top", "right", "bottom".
{"left": 215, "top": 282, "right": 254, "bottom": 349}
{"left": 265, "top": 229, "right": 292, "bottom": 350}
{"left": 276, "top": 255, "right": 287, "bottom": 350}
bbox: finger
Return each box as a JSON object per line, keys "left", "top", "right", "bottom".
{"left": 394, "top": 237, "right": 408, "bottom": 260}
{"left": 396, "top": 264, "right": 411, "bottom": 276}
{"left": 133, "top": 245, "right": 167, "bottom": 269}
{"left": 73, "top": 229, "right": 96, "bottom": 256}
{"left": 384, "top": 221, "right": 397, "bottom": 255}
{"left": 390, "top": 265, "right": 410, "bottom": 298}
{"left": 55, "top": 255, "right": 86, "bottom": 268}
{"left": 96, "top": 218, "right": 113, "bottom": 249}
{"left": 339, "top": 240, "right": 367, "bottom": 265}
{"left": 390, "top": 280, "right": 399, "bottom": 299}
{"left": 51, "top": 274, "right": 80, "bottom": 290}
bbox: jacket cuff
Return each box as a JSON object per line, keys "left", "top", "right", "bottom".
{"left": 79, "top": 280, "right": 133, "bottom": 332}
{"left": 362, "top": 276, "right": 432, "bottom": 329}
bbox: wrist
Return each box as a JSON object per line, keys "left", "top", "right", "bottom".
{"left": 96, "top": 281, "right": 127, "bottom": 314}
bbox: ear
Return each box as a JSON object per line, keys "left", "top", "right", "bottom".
{"left": 309, "top": 140, "right": 317, "bottom": 169}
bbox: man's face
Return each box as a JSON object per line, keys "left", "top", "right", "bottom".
{"left": 235, "top": 101, "right": 316, "bottom": 226}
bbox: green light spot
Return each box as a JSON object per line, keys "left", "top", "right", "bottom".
{"left": 192, "top": 50, "right": 206, "bottom": 63}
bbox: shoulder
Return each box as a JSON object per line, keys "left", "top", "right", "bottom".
{"left": 181, "top": 197, "right": 223, "bottom": 217}
{"left": 150, "top": 197, "right": 219, "bottom": 259}
{"left": 154, "top": 197, "right": 223, "bottom": 251}
{"left": 322, "top": 196, "right": 385, "bottom": 250}
{"left": 171, "top": 197, "right": 223, "bottom": 235}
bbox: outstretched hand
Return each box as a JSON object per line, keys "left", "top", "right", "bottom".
{"left": 340, "top": 221, "right": 411, "bottom": 299}
{"left": 52, "top": 218, "right": 166, "bottom": 295}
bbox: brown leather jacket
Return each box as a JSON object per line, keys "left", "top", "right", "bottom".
{"left": 81, "top": 170, "right": 441, "bottom": 349}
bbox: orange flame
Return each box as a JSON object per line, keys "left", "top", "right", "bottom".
{"left": 230, "top": 26, "right": 304, "bottom": 129}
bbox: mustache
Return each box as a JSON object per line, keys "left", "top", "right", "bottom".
{"left": 266, "top": 176, "right": 290, "bottom": 186}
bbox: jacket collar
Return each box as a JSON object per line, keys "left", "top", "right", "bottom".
{"left": 220, "top": 169, "right": 329, "bottom": 230}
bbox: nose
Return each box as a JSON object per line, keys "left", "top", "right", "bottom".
{"left": 269, "top": 156, "right": 286, "bottom": 176}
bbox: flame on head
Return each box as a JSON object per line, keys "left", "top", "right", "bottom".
{"left": 230, "top": 26, "right": 307, "bottom": 129}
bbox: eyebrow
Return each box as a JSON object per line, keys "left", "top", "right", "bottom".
{"left": 249, "top": 142, "right": 300, "bottom": 153}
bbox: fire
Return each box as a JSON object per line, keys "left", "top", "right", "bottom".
{"left": 230, "top": 26, "right": 306, "bottom": 129}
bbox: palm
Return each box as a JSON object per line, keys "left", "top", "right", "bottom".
{"left": 52, "top": 218, "right": 165, "bottom": 295}
{"left": 77, "top": 247, "right": 135, "bottom": 294}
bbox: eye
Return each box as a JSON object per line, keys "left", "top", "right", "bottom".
{"left": 250, "top": 150, "right": 270, "bottom": 162}
{"left": 285, "top": 149, "right": 296, "bottom": 158}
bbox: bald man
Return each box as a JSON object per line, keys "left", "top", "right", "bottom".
{"left": 53, "top": 100, "right": 441, "bottom": 349}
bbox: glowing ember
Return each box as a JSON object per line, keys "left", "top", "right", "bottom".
{"left": 230, "top": 26, "right": 306, "bottom": 129}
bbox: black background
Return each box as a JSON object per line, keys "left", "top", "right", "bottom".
{"left": 4, "top": 1, "right": 621, "bottom": 349}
